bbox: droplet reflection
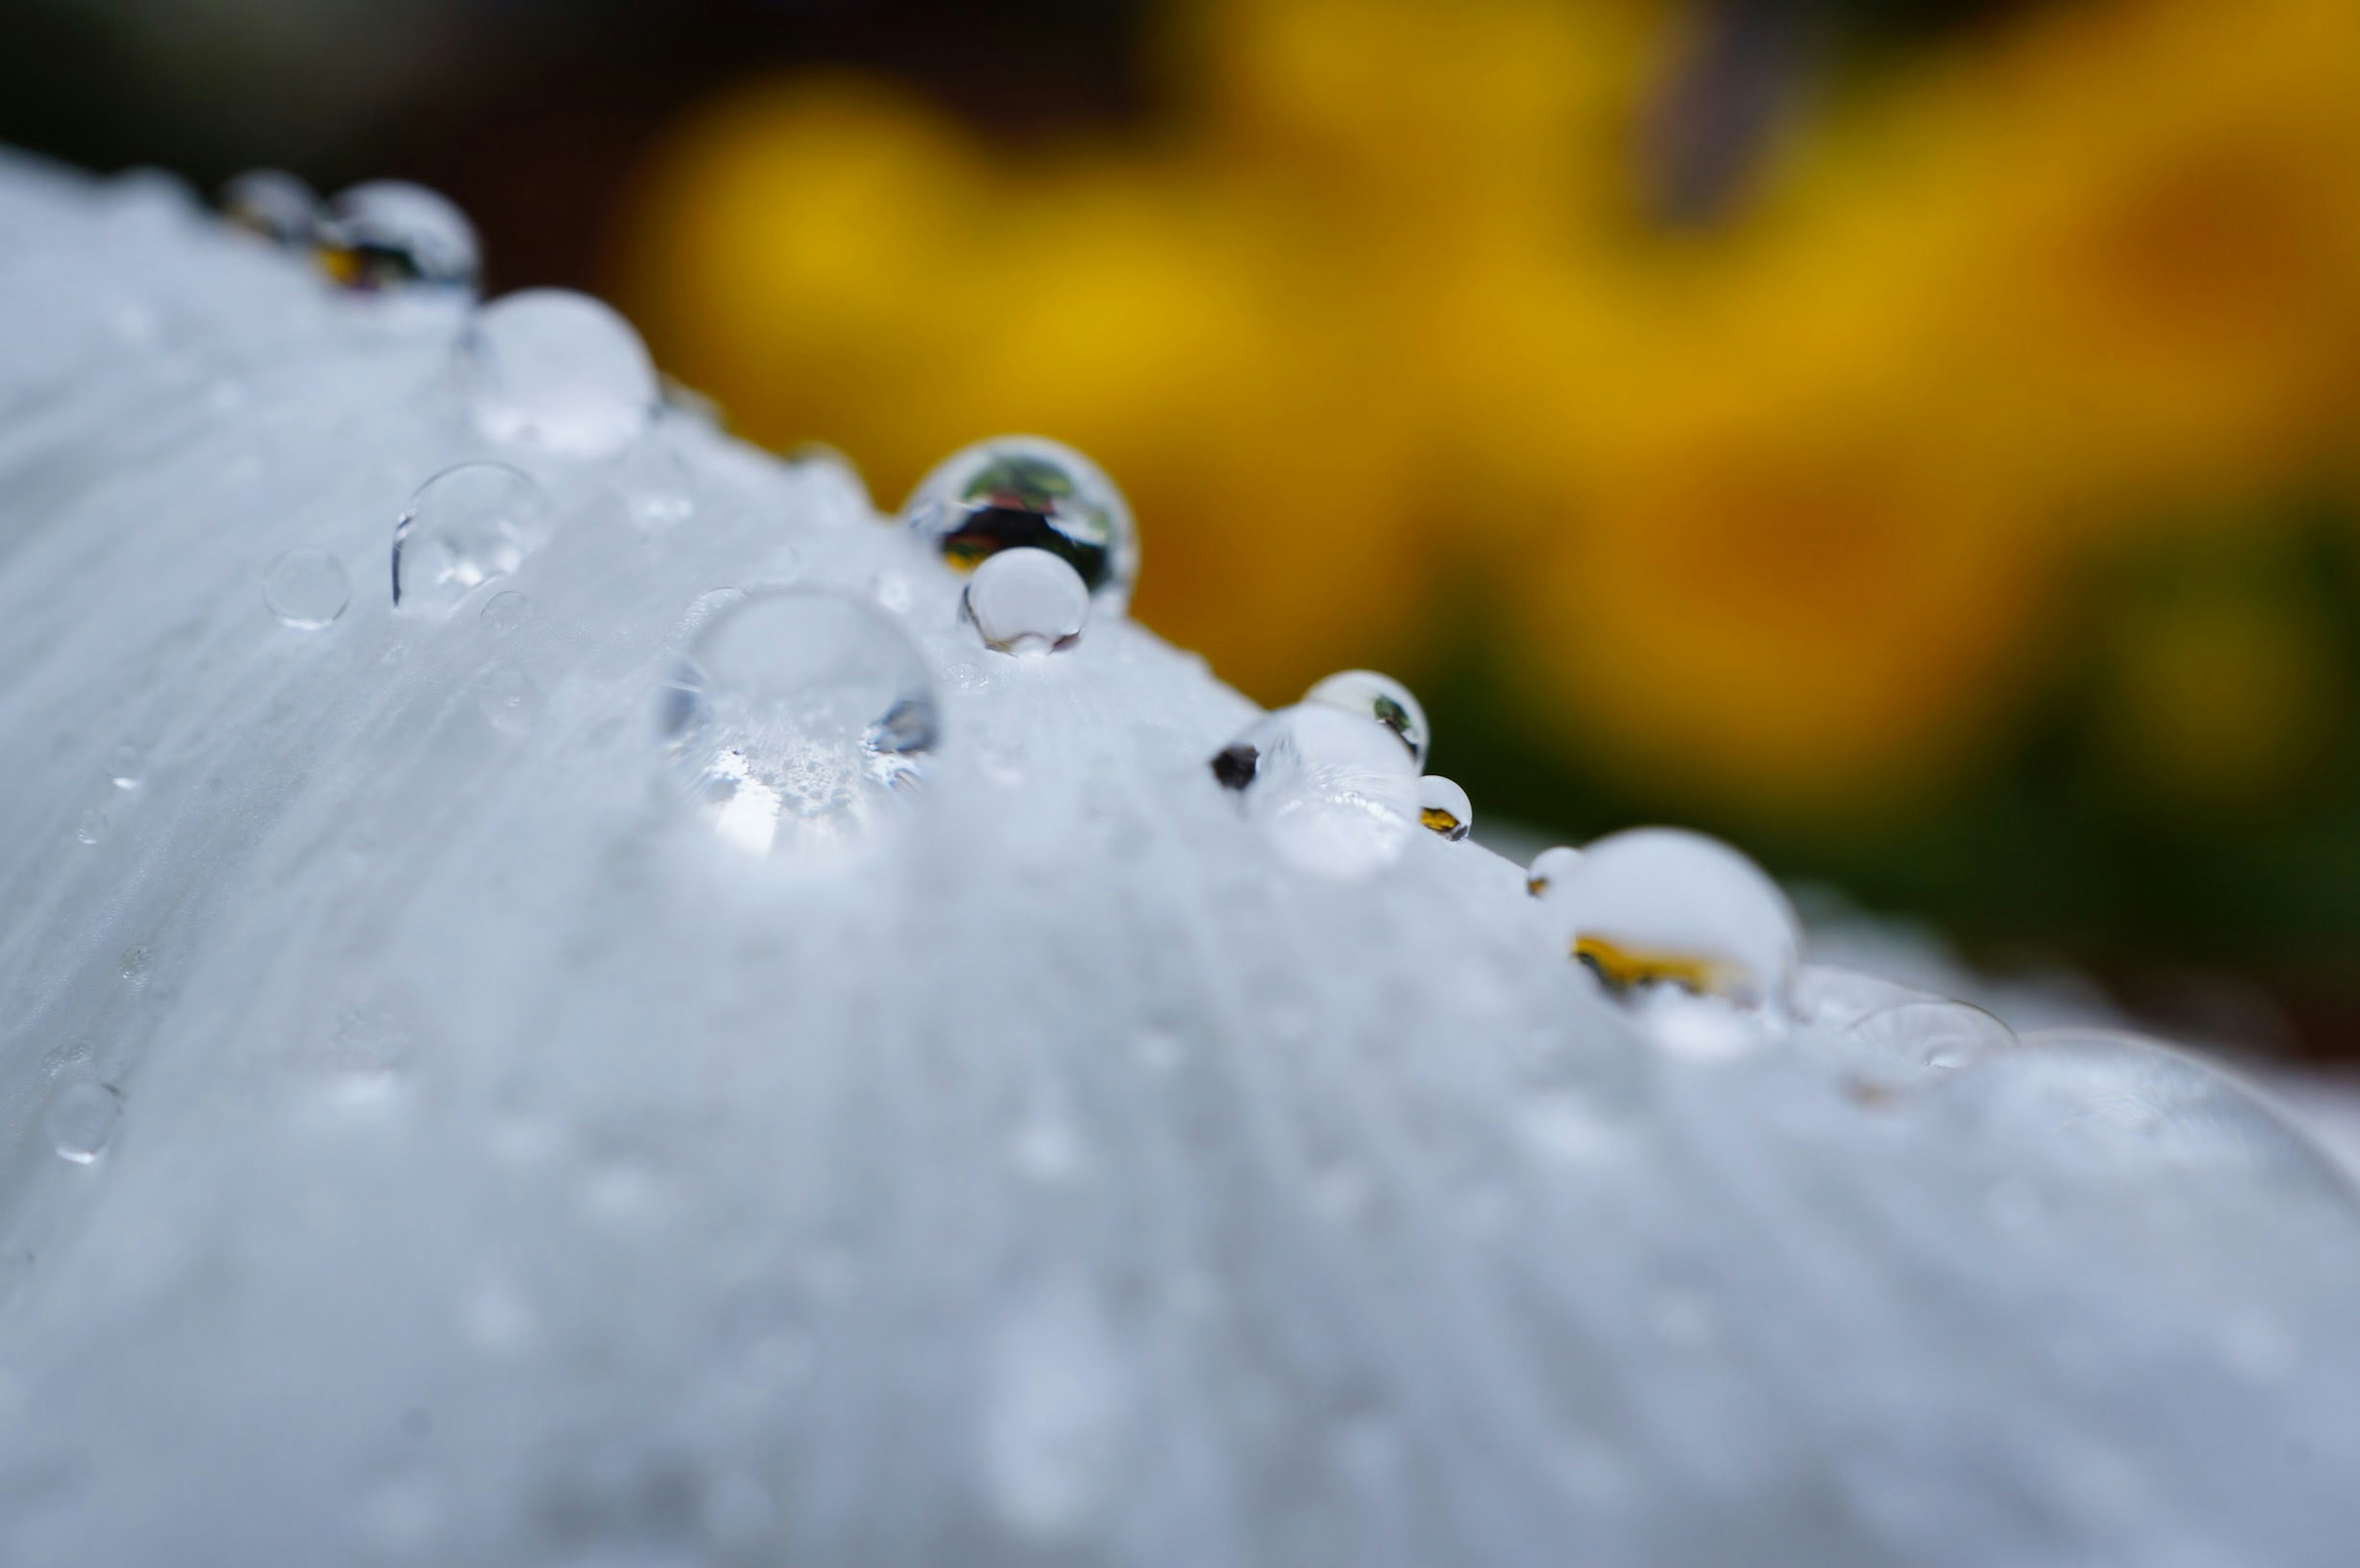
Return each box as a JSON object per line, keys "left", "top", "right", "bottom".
{"left": 317, "top": 181, "right": 480, "bottom": 296}
{"left": 392, "top": 463, "right": 549, "bottom": 614}
{"left": 905, "top": 436, "right": 1137, "bottom": 611}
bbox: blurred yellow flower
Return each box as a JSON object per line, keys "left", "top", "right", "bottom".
{"left": 617, "top": 0, "right": 2360, "bottom": 816}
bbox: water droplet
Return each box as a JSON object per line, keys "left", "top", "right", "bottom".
{"left": 659, "top": 587, "right": 941, "bottom": 855}
{"left": 1526, "top": 845, "right": 1581, "bottom": 898}
{"left": 391, "top": 462, "right": 549, "bottom": 614}
{"left": 1417, "top": 775, "right": 1470, "bottom": 840}
{"left": 317, "top": 181, "right": 479, "bottom": 295}
{"left": 1846, "top": 1000, "right": 2016, "bottom": 1076}
{"left": 476, "top": 665, "right": 541, "bottom": 738}
{"left": 219, "top": 169, "right": 318, "bottom": 247}
{"left": 610, "top": 432, "right": 696, "bottom": 531}
{"left": 1538, "top": 827, "right": 1799, "bottom": 1013}
{"left": 904, "top": 436, "right": 1137, "bottom": 611}
{"left": 1303, "top": 669, "right": 1429, "bottom": 769}
{"left": 479, "top": 590, "right": 533, "bottom": 635}
{"left": 44, "top": 1082, "right": 122, "bottom": 1164}
{"left": 965, "top": 547, "right": 1088, "bottom": 657}
{"left": 1211, "top": 704, "right": 1418, "bottom": 880}
{"left": 464, "top": 289, "right": 657, "bottom": 458}
{"left": 105, "top": 743, "right": 144, "bottom": 790}
{"left": 264, "top": 544, "right": 350, "bottom": 629}
{"left": 73, "top": 810, "right": 107, "bottom": 847}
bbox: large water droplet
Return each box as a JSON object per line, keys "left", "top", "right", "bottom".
{"left": 1417, "top": 775, "right": 1470, "bottom": 841}
{"left": 219, "top": 169, "right": 319, "bottom": 248}
{"left": 904, "top": 436, "right": 1137, "bottom": 611}
{"left": 660, "top": 587, "right": 941, "bottom": 855}
{"left": 317, "top": 181, "right": 479, "bottom": 295}
{"left": 1537, "top": 827, "right": 1799, "bottom": 1013}
{"left": 392, "top": 463, "right": 549, "bottom": 614}
{"left": 44, "top": 1082, "right": 122, "bottom": 1164}
{"left": 464, "top": 289, "right": 657, "bottom": 458}
{"left": 1304, "top": 670, "right": 1429, "bottom": 770}
{"left": 1211, "top": 704, "right": 1418, "bottom": 880}
{"left": 965, "top": 547, "right": 1088, "bottom": 657}
{"left": 264, "top": 545, "right": 350, "bottom": 629}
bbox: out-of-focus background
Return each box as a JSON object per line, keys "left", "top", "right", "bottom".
{"left": 6, "top": 0, "right": 2358, "bottom": 1057}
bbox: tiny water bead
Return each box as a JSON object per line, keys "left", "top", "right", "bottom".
{"left": 966, "top": 547, "right": 1090, "bottom": 657}
{"left": 264, "top": 545, "right": 350, "bottom": 629}
{"left": 219, "top": 170, "right": 319, "bottom": 248}
{"left": 481, "top": 590, "right": 533, "bottom": 636}
{"left": 73, "top": 810, "right": 108, "bottom": 847}
{"left": 44, "top": 1082, "right": 123, "bottom": 1164}
{"left": 660, "top": 587, "right": 941, "bottom": 855}
{"left": 904, "top": 436, "right": 1138, "bottom": 611}
{"left": 1210, "top": 704, "right": 1418, "bottom": 880}
{"left": 392, "top": 463, "right": 550, "bottom": 615}
{"left": 1526, "top": 845, "right": 1581, "bottom": 898}
{"left": 106, "top": 743, "right": 144, "bottom": 790}
{"left": 1417, "top": 775, "right": 1471, "bottom": 841}
{"left": 1538, "top": 827, "right": 1800, "bottom": 1013}
{"left": 317, "top": 181, "right": 480, "bottom": 295}
{"left": 1304, "top": 670, "right": 1429, "bottom": 769}
{"left": 465, "top": 289, "right": 658, "bottom": 458}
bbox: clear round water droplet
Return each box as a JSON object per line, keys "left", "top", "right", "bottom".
{"left": 1822, "top": 999, "right": 2017, "bottom": 1097}
{"left": 1417, "top": 775, "right": 1470, "bottom": 841}
{"left": 480, "top": 590, "right": 533, "bottom": 635}
{"left": 966, "top": 547, "right": 1089, "bottom": 657}
{"left": 1526, "top": 845, "right": 1582, "bottom": 898}
{"left": 392, "top": 463, "right": 549, "bottom": 614}
{"left": 264, "top": 544, "right": 350, "bottom": 629}
{"left": 611, "top": 432, "right": 696, "bottom": 532}
{"left": 464, "top": 289, "right": 656, "bottom": 458}
{"left": 219, "top": 169, "right": 320, "bottom": 248}
{"left": 659, "top": 587, "right": 942, "bottom": 855}
{"left": 476, "top": 665, "right": 541, "bottom": 739}
{"left": 317, "top": 181, "right": 479, "bottom": 295}
{"left": 73, "top": 810, "right": 107, "bottom": 846}
{"left": 106, "top": 743, "right": 144, "bottom": 790}
{"left": 44, "top": 1081, "right": 122, "bottom": 1164}
{"left": 1304, "top": 670, "right": 1430, "bottom": 770}
{"left": 1211, "top": 704, "right": 1418, "bottom": 880}
{"left": 903, "top": 436, "right": 1137, "bottom": 611}
{"left": 1540, "top": 827, "right": 1799, "bottom": 1013}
